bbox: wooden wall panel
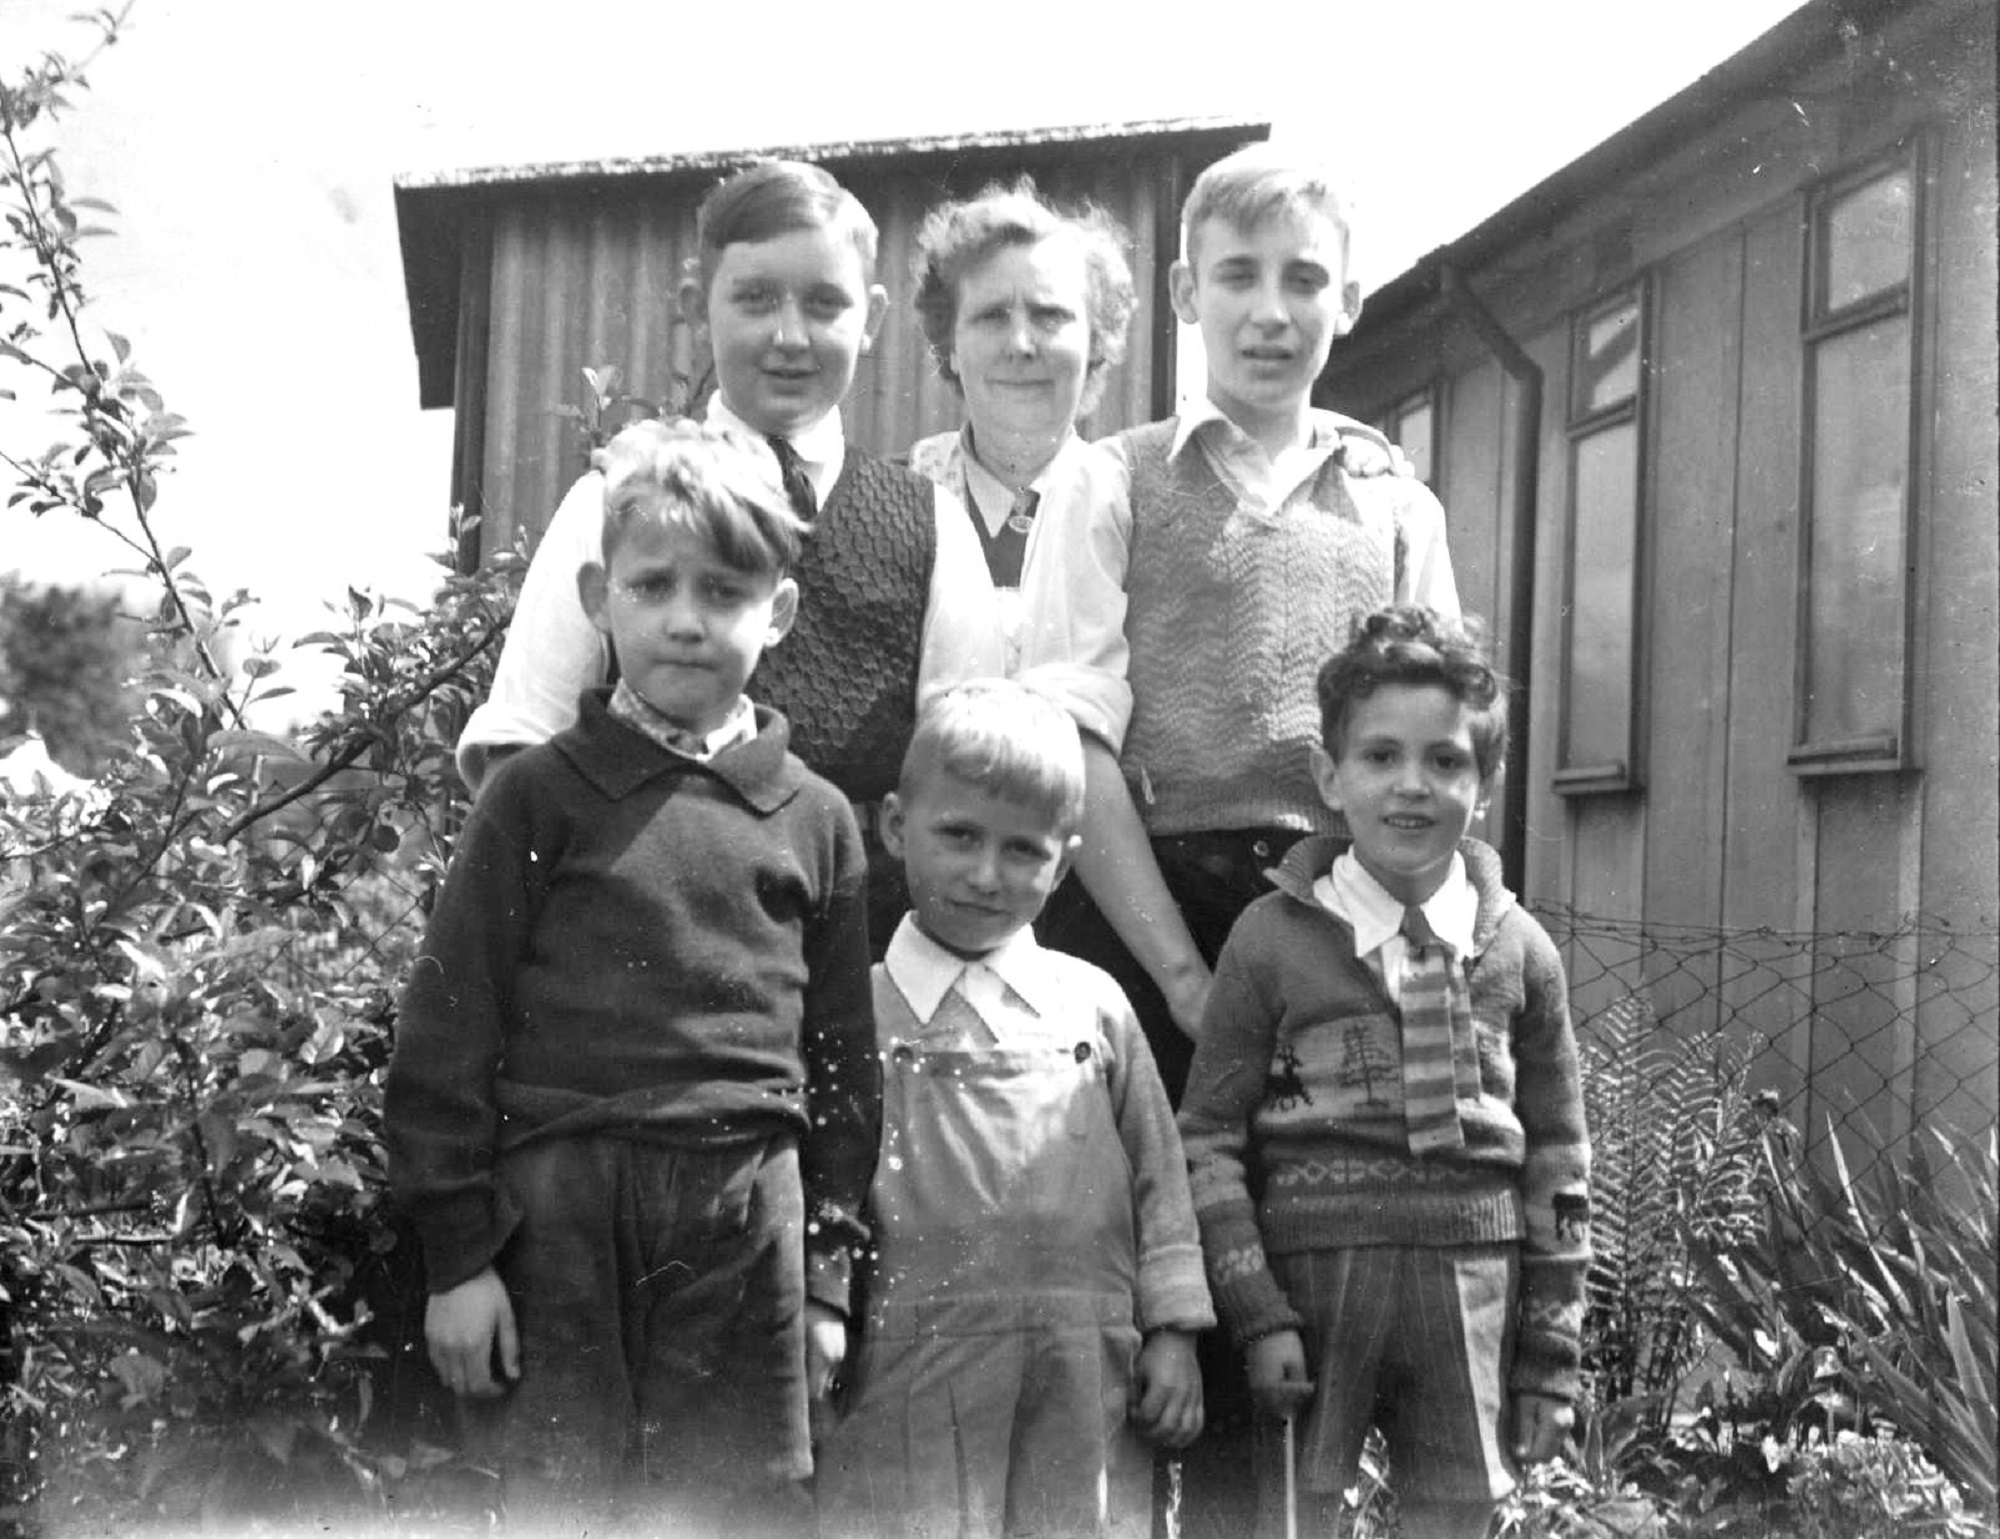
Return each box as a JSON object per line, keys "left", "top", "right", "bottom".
{"left": 1716, "top": 202, "right": 1812, "bottom": 1098}
{"left": 1441, "top": 359, "right": 1504, "bottom": 649}
{"left": 1521, "top": 326, "right": 1573, "bottom": 911}
{"left": 1911, "top": 87, "right": 2000, "bottom": 1138}
{"left": 1808, "top": 778, "right": 1922, "bottom": 1150}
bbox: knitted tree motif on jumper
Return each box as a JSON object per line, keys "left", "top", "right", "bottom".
{"left": 1337, "top": 1020, "right": 1397, "bottom": 1108}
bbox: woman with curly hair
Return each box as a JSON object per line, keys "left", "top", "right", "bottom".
{"left": 905, "top": 180, "right": 1137, "bottom": 670}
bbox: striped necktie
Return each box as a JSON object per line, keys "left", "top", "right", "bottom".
{"left": 1399, "top": 904, "right": 1467, "bottom": 1153}
{"left": 766, "top": 435, "right": 818, "bottom": 523}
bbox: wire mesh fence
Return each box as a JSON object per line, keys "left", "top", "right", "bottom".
{"left": 1538, "top": 902, "right": 1999, "bottom": 1179}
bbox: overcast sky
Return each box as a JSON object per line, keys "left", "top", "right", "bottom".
{"left": 2, "top": 0, "right": 1810, "bottom": 636}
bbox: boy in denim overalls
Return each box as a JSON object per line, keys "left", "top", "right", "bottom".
{"left": 816, "top": 680, "right": 1212, "bottom": 1539}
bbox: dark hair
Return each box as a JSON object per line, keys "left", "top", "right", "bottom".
{"left": 910, "top": 178, "right": 1137, "bottom": 417}
{"left": 594, "top": 419, "right": 806, "bottom": 577}
{"left": 693, "top": 160, "right": 878, "bottom": 294}
{"left": 898, "top": 679, "right": 1086, "bottom": 835}
{"left": 1316, "top": 606, "right": 1509, "bottom": 779}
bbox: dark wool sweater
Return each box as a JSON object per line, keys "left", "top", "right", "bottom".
{"left": 1178, "top": 835, "right": 1591, "bottom": 1400}
{"left": 752, "top": 450, "right": 936, "bottom": 803}
{"left": 386, "top": 690, "right": 881, "bottom": 1312}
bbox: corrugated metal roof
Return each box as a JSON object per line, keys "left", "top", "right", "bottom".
{"left": 395, "top": 115, "right": 1267, "bottom": 193}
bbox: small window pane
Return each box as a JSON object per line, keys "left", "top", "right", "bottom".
{"left": 1578, "top": 298, "right": 1641, "bottom": 414}
{"left": 1822, "top": 169, "right": 1913, "bottom": 313}
{"left": 1393, "top": 399, "right": 1434, "bottom": 485}
{"left": 1565, "top": 422, "right": 1638, "bottom": 768}
{"left": 1804, "top": 317, "right": 1909, "bottom": 744}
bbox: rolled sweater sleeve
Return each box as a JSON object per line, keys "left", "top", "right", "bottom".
{"left": 1100, "top": 985, "right": 1214, "bottom": 1335}
{"left": 1509, "top": 920, "right": 1591, "bottom": 1401}
{"left": 1177, "top": 923, "right": 1303, "bottom": 1347}
{"left": 799, "top": 800, "right": 883, "bottom": 1316}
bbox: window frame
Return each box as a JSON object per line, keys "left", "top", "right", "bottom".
{"left": 1552, "top": 278, "right": 1652, "bottom": 797}
{"left": 1378, "top": 383, "right": 1442, "bottom": 494}
{"left": 1788, "top": 137, "right": 1926, "bottom": 776}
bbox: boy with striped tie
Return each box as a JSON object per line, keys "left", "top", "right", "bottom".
{"left": 1177, "top": 605, "right": 1590, "bottom": 1539}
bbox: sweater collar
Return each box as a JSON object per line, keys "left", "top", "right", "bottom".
{"left": 1269, "top": 833, "right": 1517, "bottom": 955}
{"left": 555, "top": 687, "right": 805, "bottom": 813}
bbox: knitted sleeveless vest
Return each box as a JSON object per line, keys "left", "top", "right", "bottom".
{"left": 751, "top": 450, "right": 935, "bottom": 803}
{"left": 1120, "top": 421, "right": 1401, "bottom": 835}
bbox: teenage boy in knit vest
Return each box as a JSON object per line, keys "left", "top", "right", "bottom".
{"left": 1017, "top": 143, "right": 1459, "bottom": 1104}
{"left": 387, "top": 421, "right": 879, "bottom": 1537}
{"left": 1178, "top": 606, "right": 1590, "bottom": 1539}
{"left": 459, "top": 160, "right": 1004, "bottom": 952}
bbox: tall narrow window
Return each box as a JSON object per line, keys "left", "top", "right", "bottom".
{"left": 1381, "top": 388, "right": 1437, "bottom": 489}
{"left": 1792, "top": 144, "right": 1921, "bottom": 772}
{"left": 1554, "top": 285, "right": 1647, "bottom": 794}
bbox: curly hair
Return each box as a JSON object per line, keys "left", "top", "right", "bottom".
{"left": 911, "top": 178, "right": 1136, "bottom": 417}
{"left": 1316, "top": 606, "right": 1510, "bottom": 779}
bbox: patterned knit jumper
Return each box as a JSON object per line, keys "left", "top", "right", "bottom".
{"left": 751, "top": 451, "right": 936, "bottom": 803}
{"left": 1118, "top": 421, "right": 1405, "bottom": 836}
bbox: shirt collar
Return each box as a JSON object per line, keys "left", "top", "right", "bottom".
{"left": 1169, "top": 398, "right": 1355, "bottom": 462}
{"left": 1317, "top": 850, "right": 1477, "bottom": 958}
{"left": 608, "top": 680, "right": 756, "bottom": 760}
{"left": 882, "top": 914, "right": 1058, "bottom": 1025}
{"left": 957, "top": 427, "right": 1082, "bottom": 531}
{"left": 706, "top": 396, "right": 846, "bottom": 496}
{"left": 558, "top": 687, "right": 804, "bottom": 813}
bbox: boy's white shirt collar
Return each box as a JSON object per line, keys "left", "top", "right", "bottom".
{"left": 609, "top": 680, "right": 756, "bottom": 760}
{"left": 1168, "top": 396, "right": 1352, "bottom": 460}
{"left": 883, "top": 914, "right": 1060, "bottom": 1026}
{"left": 705, "top": 396, "right": 846, "bottom": 504}
{"left": 1315, "top": 850, "right": 1478, "bottom": 959}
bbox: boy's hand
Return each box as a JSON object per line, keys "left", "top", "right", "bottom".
{"left": 1245, "top": 1330, "right": 1315, "bottom": 1422}
{"left": 805, "top": 1301, "right": 848, "bottom": 1401}
{"left": 425, "top": 1267, "right": 519, "bottom": 1398}
{"left": 1509, "top": 1393, "right": 1573, "bottom": 1465}
{"left": 1129, "top": 1329, "right": 1204, "bottom": 1448}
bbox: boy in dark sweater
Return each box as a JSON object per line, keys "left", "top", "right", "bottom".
{"left": 386, "top": 420, "right": 879, "bottom": 1537}
{"left": 1178, "top": 607, "right": 1590, "bottom": 1539}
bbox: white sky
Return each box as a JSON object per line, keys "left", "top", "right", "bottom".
{"left": 2, "top": 0, "right": 1810, "bottom": 637}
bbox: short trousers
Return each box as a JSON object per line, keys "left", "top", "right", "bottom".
{"left": 1257, "top": 1242, "right": 1519, "bottom": 1525}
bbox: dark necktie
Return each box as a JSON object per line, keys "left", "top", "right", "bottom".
{"left": 1399, "top": 904, "right": 1467, "bottom": 1153}
{"left": 766, "top": 435, "right": 818, "bottom": 523}
{"left": 978, "top": 487, "right": 1037, "bottom": 588}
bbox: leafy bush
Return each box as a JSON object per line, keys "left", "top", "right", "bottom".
{"left": 2, "top": 17, "right": 518, "bottom": 1531}
{"left": 1685, "top": 1123, "right": 1997, "bottom": 1517}
{"left": 1578, "top": 996, "right": 1772, "bottom": 1424}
